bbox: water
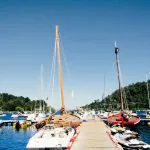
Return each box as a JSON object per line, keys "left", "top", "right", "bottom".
{"left": 0, "top": 126, "right": 35, "bottom": 150}
{"left": 0, "top": 113, "right": 150, "bottom": 149}
{"left": 0, "top": 113, "right": 36, "bottom": 150}
{"left": 136, "top": 123, "right": 150, "bottom": 144}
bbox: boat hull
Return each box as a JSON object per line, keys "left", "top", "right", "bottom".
{"left": 26, "top": 126, "right": 75, "bottom": 150}
{"left": 13, "top": 121, "right": 28, "bottom": 129}
{"left": 107, "top": 112, "right": 140, "bottom": 125}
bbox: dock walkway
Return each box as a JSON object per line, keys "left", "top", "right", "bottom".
{"left": 71, "top": 116, "right": 122, "bottom": 150}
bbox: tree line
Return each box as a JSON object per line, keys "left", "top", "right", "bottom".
{"left": 83, "top": 80, "right": 150, "bottom": 111}
{"left": 0, "top": 93, "right": 55, "bottom": 113}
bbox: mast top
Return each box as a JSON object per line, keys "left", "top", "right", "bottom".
{"left": 56, "top": 25, "right": 59, "bottom": 40}
{"left": 115, "top": 41, "right": 119, "bottom": 54}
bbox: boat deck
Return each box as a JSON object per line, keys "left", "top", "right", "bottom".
{"left": 71, "top": 116, "right": 122, "bottom": 150}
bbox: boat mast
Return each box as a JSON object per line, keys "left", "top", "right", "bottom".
{"left": 102, "top": 74, "right": 106, "bottom": 100}
{"left": 146, "top": 75, "right": 150, "bottom": 109}
{"left": 114, "top": 42, "right": 124, "bottom": 111}
{"left": 55, "top": 25, "right": 65, "bottom": 113}
{"left": 41, "top": 64, "right": 44, "bottom": 112}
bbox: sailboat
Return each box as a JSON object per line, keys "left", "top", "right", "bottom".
{"left": 107, "top": 43, "right": 140, "bottom": 126}
{"left": 27, "top": 25, "right": 80, "bottom": 149}
{"left": 0, "top": 111, "right": 6, "bottom": 117}
{"left": 36, "top": 64, "right": 46, "bottom": 122}
{"left": 35, "top": 25, "right": 81, "bottom": 129}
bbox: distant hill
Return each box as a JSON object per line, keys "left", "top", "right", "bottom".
{"left": 83, "top": 81, "right": 150, "bottom": 111}
{"left": 0, "top": 93, "right": 55, "bottom": 112}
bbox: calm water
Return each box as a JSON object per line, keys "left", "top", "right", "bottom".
{"left": 0, "top": 113, "right": 150, "bottom": 149}
{"left": 0, "top": 126, "right": 35, "bottom": 150}
{"left": 0, "top": 113, "right": 36, "bottom": 150}
{"left": 136, "top": 123, "right": 150, "bottom": 144}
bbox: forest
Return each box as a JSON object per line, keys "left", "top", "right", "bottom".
{"left": 83, "top": 80, "right": 150, "bottom": 111}
{"left": 0, "top": 93, "right": 55, "bottom": 113}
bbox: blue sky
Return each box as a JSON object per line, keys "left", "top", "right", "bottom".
{"left": 0, "top": 0, "right": 150, "bottom": 109}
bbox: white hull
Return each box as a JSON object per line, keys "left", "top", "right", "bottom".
{"left": 35, "top": 113, "right": 47, "bottom": 122}
{"left": 26, "top": 125, "right": 75, "bottom": 149}
{"left": 26, "top": 113, "right": 36, "bottom": 121}
{"left": 0, "top": 114, "right": 6, "bottom": 117}
{"left": 0, "top": 120, "right": 3, "bottom": 125}
{"left": 113, "top": 131, "right": 150, "bottom": 149}
{"left": 11, "top": 114, "right": 19, "bottom": 118}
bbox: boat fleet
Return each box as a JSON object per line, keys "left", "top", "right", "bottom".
{"left": 96, "top": 110, "right": 150, "bottom": 150}
{"left": 110, "top": 124, "right": 150, "bottom": 150}
{"left": 25, "top": 109, "right": 150, "bottom": 150}
{"left": 0, "top": 111, "right": 49, "bottom": 130}
{"left": 26, "top": 110, "right": 91, "bottom": 150}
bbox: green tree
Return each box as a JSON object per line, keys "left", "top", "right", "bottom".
{"left": 0, "top": 93, "right": 55, "bottom": 112}
{"left": 83, "top": 80, "right": 150, "bottom": 111}
{"left": 15, "top": 106, "right": 24, "bottom": 112}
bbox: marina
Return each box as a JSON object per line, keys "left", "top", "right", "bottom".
{"left": 0, "top": 25, "right": 150, "bottom": 149}
{"left": 0, "top": 0, "right": 150, "bottom": 150}
{"left": 0, "top": 113, "right": 150, "bottom": 150}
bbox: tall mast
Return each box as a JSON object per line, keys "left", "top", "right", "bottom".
{"left": 55, "top": 25, "right": 65, "bottom": 113}
{"left": 41, "top": 64, "right": 44, "bottom": 112}
{"left": 115, "top": 42, "right": 124, "bottom": 111}
{"left": 102, "top": 74, "right": 106, "bottom": 100}
{"left": 146, "top": 75, "right": 150, "bottom": 109}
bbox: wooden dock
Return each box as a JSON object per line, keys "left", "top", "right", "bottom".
{"left": 71, "top": 116, "right": 123, "bottom": 150}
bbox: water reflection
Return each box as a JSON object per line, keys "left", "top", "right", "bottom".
{"left": 0, "top": 126, "right": 36, "bottom": 150}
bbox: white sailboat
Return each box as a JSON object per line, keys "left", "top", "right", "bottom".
{"left": 27, "top": 65, "right": 46, "bottom": 122}
{"left": 0, "top": 111, "right": 6, "bottom": 117}
{"left": 36, "top": 64, "right": 46, "bottom": 122}
{"left": 26, "top": 25, "right": 78, "bottom": 149}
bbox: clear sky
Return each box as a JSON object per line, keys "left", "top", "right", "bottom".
{"left": 0, "top": 0, "right": 150, "bottom": 109}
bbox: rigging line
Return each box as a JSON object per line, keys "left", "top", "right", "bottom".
{"left": 122, "top": 81, "right": 132, "bottom": 104}
{"left": 112, "top": 61, "right": 116, "bottom": 69}
{"left": 123, "top": 88, "right": 129, "bottom": 110}
{"left": 118, "top": 64, "right": 129, "bottom": 110}
{"left": 49, "top": 45, "right": 56, "bottom": 88}
{"left": 103, "top": 61, "right": 115, "bottom": 95}
{"left": 122, "top": 83, "right": 130, "bottom": 110}
{"left": 59, "top": 32, "right": 72, "bottom": 85}
{"left": 50, "top": 40, "right": 57, "bottom": 103}
{"left": 102, "top": 73, "right": 106, "bottom": 100}
{"left": 59, "top": 32, "right": 75, "bottom": 99}
{"left": 119, "top": 70, "right": 132, "bottom": 106}
{"left": 47, "top": 39, "right": 57, "bottom": 105}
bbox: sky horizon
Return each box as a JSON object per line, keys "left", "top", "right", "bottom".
{"left": 0, "top": 0, "right": 150, "bottom": 109}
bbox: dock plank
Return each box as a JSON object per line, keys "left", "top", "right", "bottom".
{"left": 71, "top": 117, "right": 119, "bottom": 150}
